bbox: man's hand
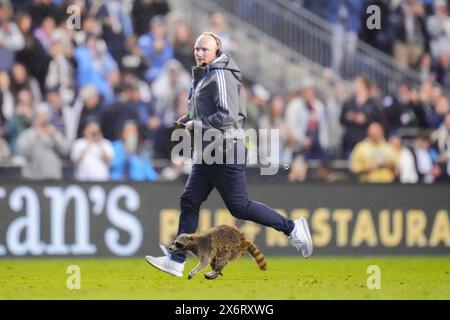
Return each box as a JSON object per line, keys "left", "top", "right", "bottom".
{"left": 345, "top": 111, "right": 355, "bottom": 122}
{"left": 176, "top": 115, "right": 189, "bottom": 124}
{"left": 174, "top": 115, "right": 189, "bottom": 129}
{"left": 303, "top": 138, "right": 312, "bottom": 150}
{"left": 185, "top": 120, "right": 194, "bottom": 132}
{"left": 354, "top": 112, "right": 367, "bottom": 125}
{"left": 46, "top": 124, "right": 57, "bottom": 136}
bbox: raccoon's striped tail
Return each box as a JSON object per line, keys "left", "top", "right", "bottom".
{"left": 245, "top": 240, "right": 267, "bottom": 270}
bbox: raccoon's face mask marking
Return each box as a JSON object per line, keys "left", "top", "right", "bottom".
{"left": 175, "top": 241, "right": 184, "bottom": 249}
{"left": 168, "top": 240, "right": 184, "bottom": 252}
{"left": 168, "top": 234, "right": 192, "bottom": 252}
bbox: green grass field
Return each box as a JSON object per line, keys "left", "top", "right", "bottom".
{"left": 0, "top": 257, "right": 448, "bottom": 300}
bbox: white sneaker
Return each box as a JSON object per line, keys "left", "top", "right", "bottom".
{"left": 145, "top": 244, "right": 185, "bottom": 277}
{"left": 289, "top": 217, "right": 313, "bottom": 258}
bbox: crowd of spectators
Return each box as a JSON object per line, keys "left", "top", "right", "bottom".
{"left": 0, "top": 0, "right": 448, "bottom": 184}
{"left": 303, "top": 0, "right": 450, "bottom": 83}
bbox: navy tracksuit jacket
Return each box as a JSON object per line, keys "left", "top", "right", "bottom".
{"left": 171, "top": 54, "right": 295, "bottom": 263}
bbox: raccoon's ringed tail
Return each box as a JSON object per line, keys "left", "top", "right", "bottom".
{"left": 245, "top": 240, "right": 267, "bottom": 271}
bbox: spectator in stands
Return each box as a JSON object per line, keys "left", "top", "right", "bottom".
{"left": 392, "top": 0, "right": 430, "bottom": 69}
{"left": 132, "top": 0, "right": 170, "bottom": 36}
{"left": 74, "top": 34, "right": 119, "bottom": 104}
{"left": 33, "top": 15, "right": 59, "bottom": 52}
{"left": 150, "top": 59, "right": 190, "bottom": 117}
{"left": 172, "top": 20, "right": 195, "bottom": 72}
{"left": 0, "top": 125, "right": 10, "bottom": 163}
{"left": 75, "top": 85, "right": 103, "bottom": 139}
{"left": 426, "top": 0, "right": 450, "bottom": 59}
{"left": 110, "top": 120, "right": 159, "bottom": 181}
{"left": 368, "top": 78, "right": 383, "bottom": 110}
{"left": 350, "top": 122, "right": 397, "bottom": 183}
{"left": 434, "top": 94, "right": 450, "bottom": 122}
{"left": 208, "top": 12, "right": 235, "bottom": 54}
{"left": 73, "top": 14, "right": 101, "bottom": 46}
{"left": 418, "top": 80, "right": 440, "bottom": 128}
{"left": 101, "top": 83, "right": 140, "bottom": 141}
{"left": 127, "top": 80, "right": 153, "bottom": 133}
{"left": 71, "top": 118, "right": 114, "bottom": 181}
{"left": 121, "top": 69, "right": 152, "bottom": 103}
{"left": 389, "top": 134, "right": 418, "bottom": 183}
{"left": 258, "top": 95, "right": 290, "bottom": 165}
{"left": 16, "top": 103, "right": 69, "bottom": 180}
{"left": 10, "top": 62, "right": 42, "bottom": 103}
{"left": 382, "top": 81, "right": 424, "bottom": 135}
{"left": 340, "top": 75, "right": 381, "bottom": 157}
{"left": 245, "top": 84, "right": 270, "bottom": 131}
{"left": 148, "top": 89, "right": 189, "bottom": 160}
{"left": 45, "top": 36, "right": 75, "bottom": 104}
{"left": 15, "top": 10, "right": 50, "bottom": 92}
{"left": 418, "top": 52, "right": 433, "bottom": 81}
{"left": 96, "top": 0, "right": 133, "bottom": 64}
{"left": 46, "top": 88, "right": 77, "bottom": 143}
{"left": 0, "top": 71, "right": 13, "bottom": 124}
{"left": 419, "top": 85, "right": 448, "bottom": 129}
{"left": 4, "top": 88, "right": 34, "bottom": 155}
{"left": 328, "top": 0, "right": 364, "bottom": 76}
{"left": 120, "top": 35, "right": 149, "bottom": 80}
{"left": 29, "top": 0, "right": 64, "bottom": 29}
{"left": 431, "top": 113, "right": 450, "bottom": 181}
{"left": 138, "top": 15, "right": 174, "bottom": 83}
{"left": 0, "top": 2, "right": 25, "bottom": 71}
{"left": 410, "top": 132, "right": 441, "bottom": 183}
{"left": 433, "top": 52, "right": 450, "bottom": 87}
{"left": 285, "top": 80, "right": 330, "bottom": 161}
{"left": 288, "top": 156, "right": 308, "bottom": 182}
{"left": 319, "top": 69, "right": 349, "bottom": 157}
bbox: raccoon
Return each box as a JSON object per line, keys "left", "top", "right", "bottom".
{"left": 168, "top": 225, "right": 267, "bottom": 280}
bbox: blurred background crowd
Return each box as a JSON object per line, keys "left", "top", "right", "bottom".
{"left": 0, "top": 0, "right": 449, "bottom": 184}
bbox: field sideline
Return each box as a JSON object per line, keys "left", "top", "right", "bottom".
{"left": 0, "top": 257, "right": 448, "bottom": 299}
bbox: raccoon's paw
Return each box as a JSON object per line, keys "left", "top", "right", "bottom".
{"left": 204, "top": 271, "right": 223, "bottom": 280}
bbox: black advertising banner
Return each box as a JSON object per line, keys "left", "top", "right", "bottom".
{"left": 0, "top": 182, "right": 449, "bottom": 257}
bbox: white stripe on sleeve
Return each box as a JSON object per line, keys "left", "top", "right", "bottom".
{"left": 215, "top": 69, "right": 228, "bottom": 110}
